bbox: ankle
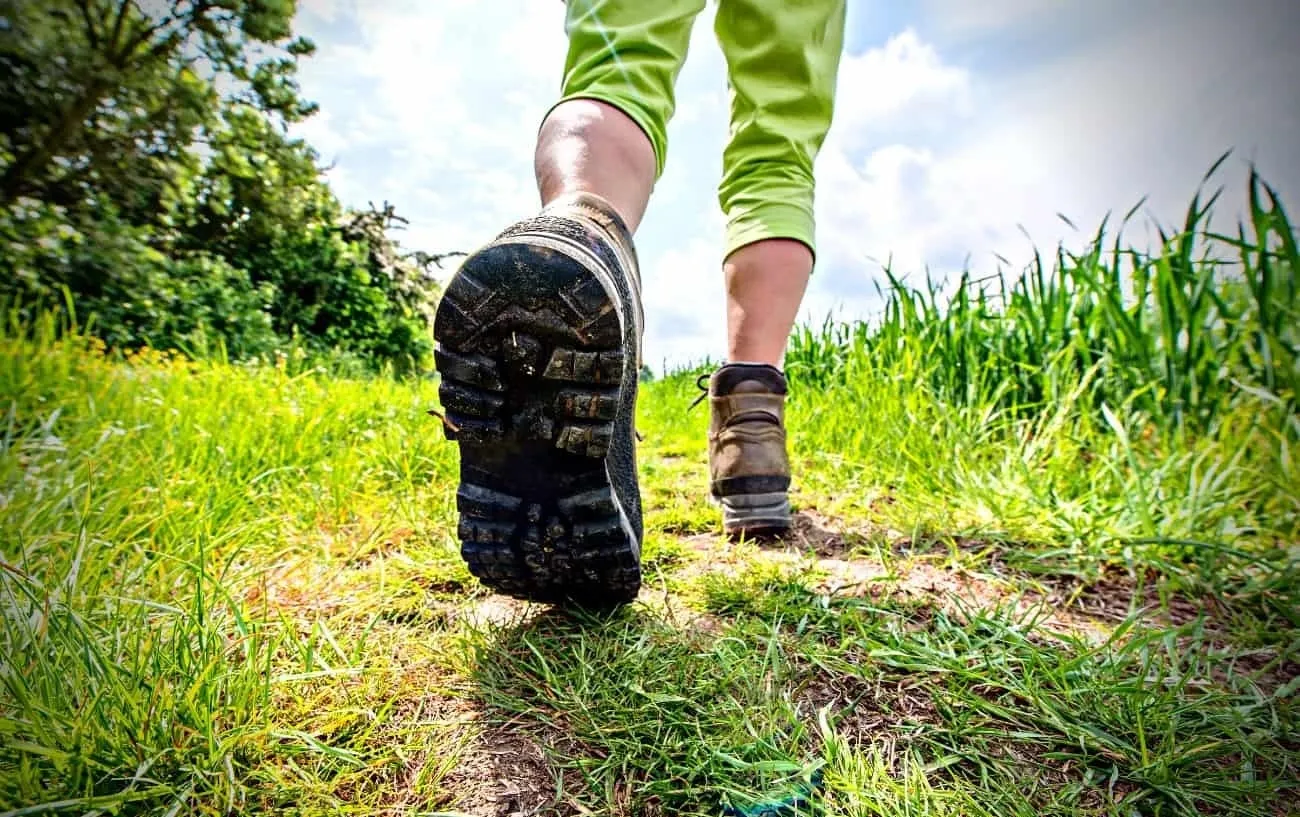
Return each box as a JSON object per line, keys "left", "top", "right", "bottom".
{"left": 535, "top": 99, "right": 655, "bottom": 232}
{"left": 723, "top": 240, "right": 811, "bottom": 368}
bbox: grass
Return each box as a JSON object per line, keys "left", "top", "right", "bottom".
{"left": 1, "top": 169, "right": 1297, "bottom": 816}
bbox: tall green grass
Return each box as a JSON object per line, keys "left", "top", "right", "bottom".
{"left": 787, "top": 162, "right": 1298, "bottom": 434}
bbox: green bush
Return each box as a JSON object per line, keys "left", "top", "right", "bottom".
{"left": 0, "top": 200, "right": 280, "bottom": 362}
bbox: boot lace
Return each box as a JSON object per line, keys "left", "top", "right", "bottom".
{"left": 688, "top": 372, "right": 711, "bottom": 412}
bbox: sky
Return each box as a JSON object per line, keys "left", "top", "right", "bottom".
{"left": 288, "top": 0, "right": 1300, "bottom": 373}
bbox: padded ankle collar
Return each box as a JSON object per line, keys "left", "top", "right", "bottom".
{"left": 546, "top": 192, "right": 634, "bottom": 248}
{"left": 711, "top": 363, "right": 788, "bottom": 396}
{"left": 544, "top": 191, "right": 642, "bottom": 300}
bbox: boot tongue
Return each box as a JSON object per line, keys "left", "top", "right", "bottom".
{"left": 711, "top": 363, "right": 787, "bottom": 396}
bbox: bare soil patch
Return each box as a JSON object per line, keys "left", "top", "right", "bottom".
{"left": 671, "top": 510, "right": 1117, "bottom": 645}
{"left": 795, "top": 668, "right": 938, "bottom": 750}
{"left": 785, "top": 509, "right": 863, "bottom": 558}
{"left": 675, "top": 511, "right": 1286, "bottom": 649}
{"left": 806, "top": 553, "right": 1114, "bottom": 644}
{"left": 440, "top": 724, "right": 575, "bottom": 817}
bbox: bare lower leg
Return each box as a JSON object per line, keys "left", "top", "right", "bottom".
{"left": 724, "top": 239, "right": 813, "bottom": 367}
{"left": 535, "top": 99, "right": 657, "bottom": 232}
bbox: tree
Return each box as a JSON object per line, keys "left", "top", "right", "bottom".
{"left": 0, "top": 0, "right": 449, "bottom": 374}
{"left": 0, "top": 0, "right": 313, "bottom": 209}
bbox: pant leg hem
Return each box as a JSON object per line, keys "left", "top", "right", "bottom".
{"left": 724, "top": 201, "right": 817, "bottom": 265}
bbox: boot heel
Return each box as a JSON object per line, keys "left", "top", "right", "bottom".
{"left": 720, "top": 492, "right": 791, "bottom": 538}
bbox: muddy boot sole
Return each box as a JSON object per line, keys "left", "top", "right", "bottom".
{"left": 432, "top": 233, "right": 641, "bottom": 608}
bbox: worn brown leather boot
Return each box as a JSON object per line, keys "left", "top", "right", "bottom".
{"left": 704, "top": 363, "right": 792, "bottom": 537}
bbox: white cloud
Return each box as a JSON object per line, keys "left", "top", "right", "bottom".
{"left": 640, "top": 236, "right": 729, "bottom": 371}
{"left": 291, "top": 0, "right": 570, "bottom": 262}
{"left": 806, "top": 29, "right": 985, "bottom": 325}
{"left": 828, "top": 29, "right": 972, "bottom": 150}
{"left": 805, "top": 3, "right": 1299, "bottom": 334}
{"left": 297, "top": 0, "right": 344, "bottom": 25}
{"left": 916, "top": 0, "right": 1066, "bottom": 41}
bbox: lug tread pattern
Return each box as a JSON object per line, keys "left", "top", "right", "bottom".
{"left": 432, "top": 236, "right": 641, "bottom": 607}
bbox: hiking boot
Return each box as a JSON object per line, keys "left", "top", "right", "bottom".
{"left": 704, "top": 363, "right": 792, "bottom": 538}
{"left": 431, "top": 192, "right": 644, "bottom": 607}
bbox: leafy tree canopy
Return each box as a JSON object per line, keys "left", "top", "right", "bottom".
{"left": 0, "top": 0, "right": 447, "bottom": 374}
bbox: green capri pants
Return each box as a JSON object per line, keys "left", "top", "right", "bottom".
{"left": 553, "top": 0, "right": 847, "bottom": 262}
